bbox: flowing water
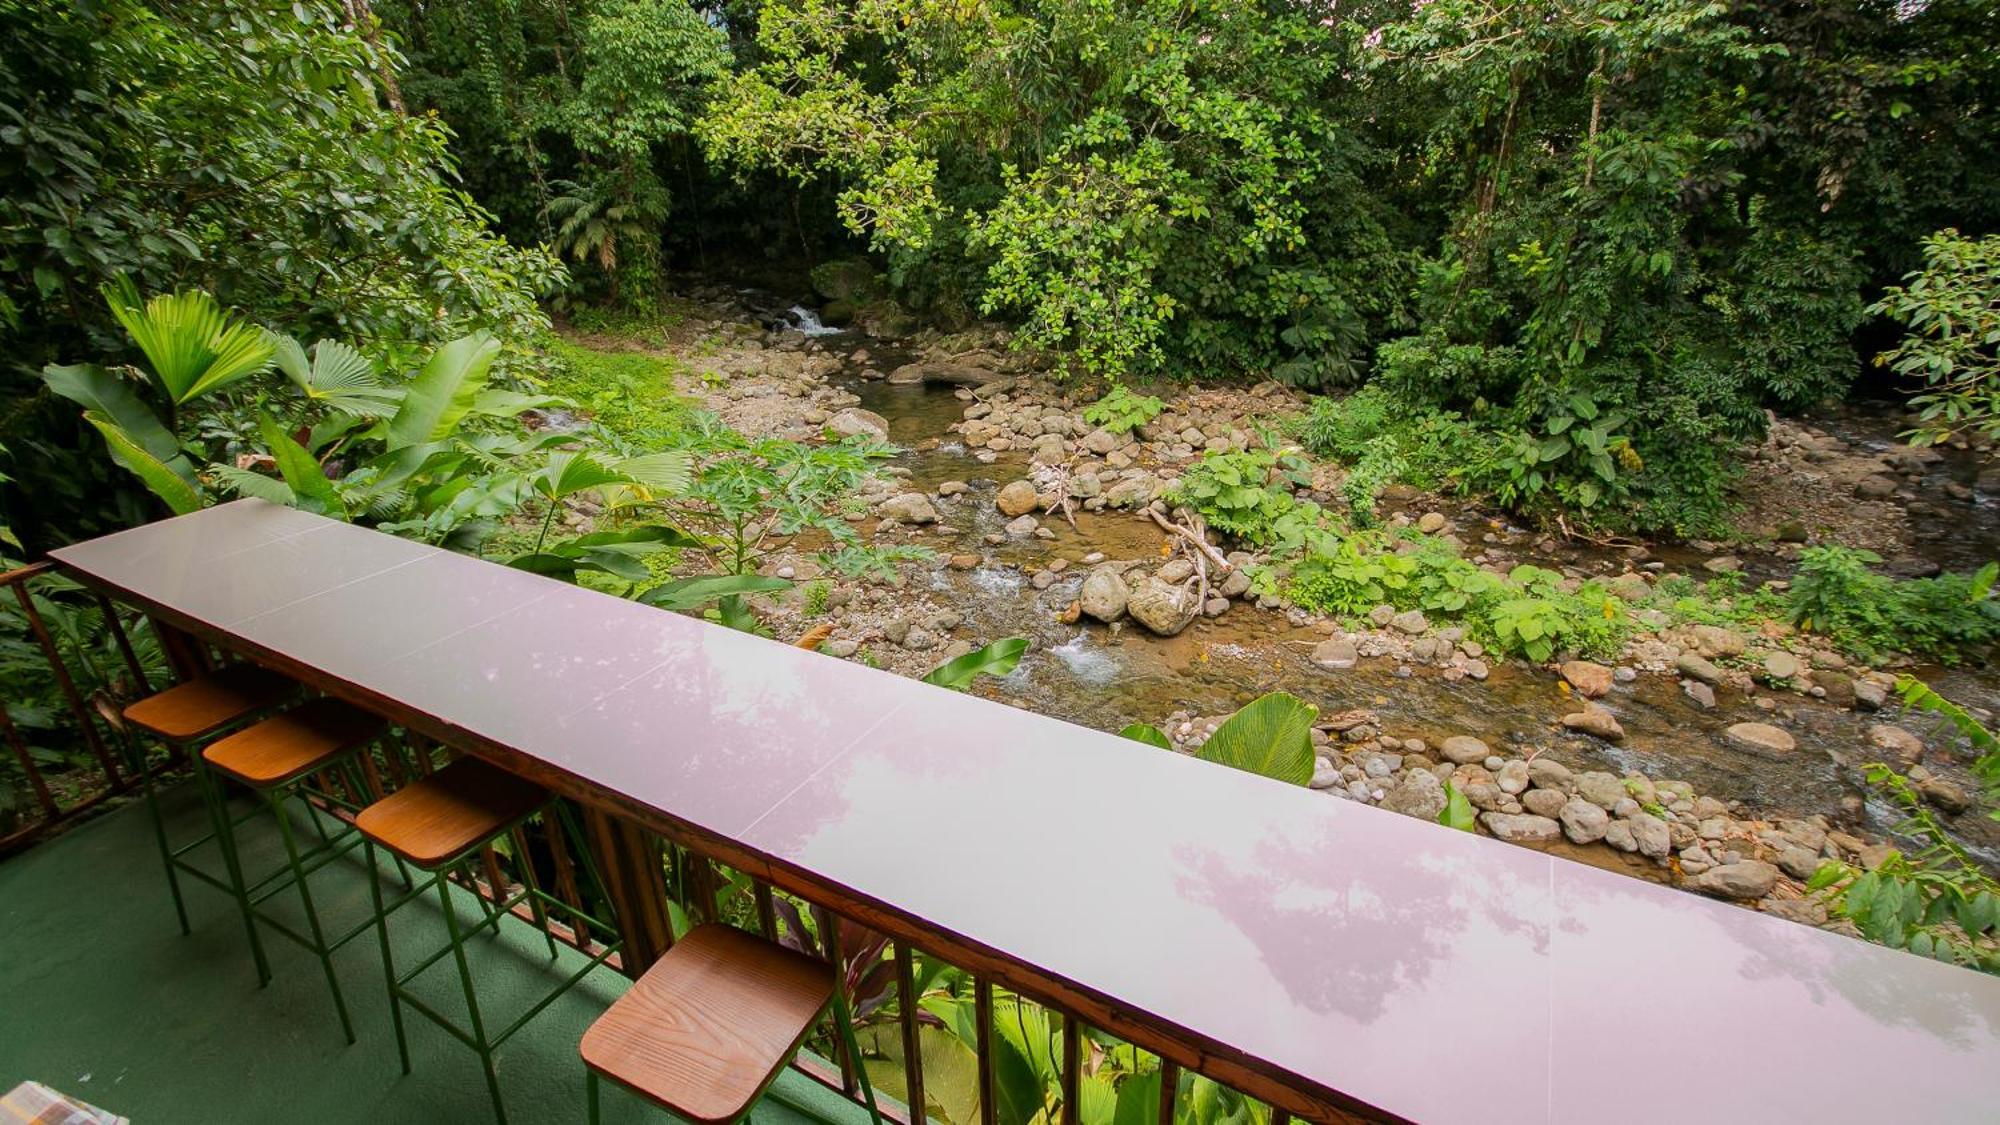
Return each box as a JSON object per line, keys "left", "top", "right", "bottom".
{"left": 811, "top": 335, "right": 2000, "bottom": 863}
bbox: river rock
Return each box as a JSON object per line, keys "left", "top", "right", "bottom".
{"left": 1853, "top": 678, "right": 1889, "bottom": 711}
{"left": 1496, "top": 759, "right": 1531, "bottom": 795}
{"left": 1683, "top": 680, "right": 1717, "bottom": 709}
{"left": 1689, "top": 624, "right": 1746, "bottom": 658}
{"left": 1919, "top": 777, "right": 1971, "bottom": 814}
{"left": 1560, "top": 660, "right": 1615, "bottom": 698}
{"left": 1079, "top": 568, "right": 1131, "bottom": 623}
{"left": 879, "top": 493, "right": 939, "bottom": 524}
{"left": 1380, "top": 770, "right": 1447, "bottom": 821}
{"left": 1388, "top": 609, "right": 1429, "bottom": 635}
{"left": 1761, "top": 650, "right": 1803, "bottom": 682}
{"left": 1688, "top": 860, "right": 1779, "bottom": 900}
{"left": 1675, "top": 651, "right": 1726, "bottom": 686}
{"left": 1627, "top": 813, "right": 1672, "bottom": 859}
{"left": 1127, "top": 577, "right": 1199, "bottom": 637}
{"left": 1724, "top": 722, "right": 1796, "bottom": 757}
{"left": 1559, "top": 797, "right": 1610, "bottom": 844}
{"left": 1158, "top": 559, "right": 1195, "bottom": 583}
{"left": 1775, "top": 845, "right": 1823, "bottom": 881}
{"left": 1478, "top": 812, "right": 1562, "bottom": 844}
{"left": 1521, "top": 788, "right": 1568, "bottom": 818}
{"left": 1004, "top": 514, "right": 1041, "bottom": 538}
{"left": 1439, "top": 735, "right": 1492, "bottom": 765}
{"left": 1311, "top": 638, "right": 1359, "bottom": 670}
{"left": 1865, "top": 723, "right": 1924, "bottom": 764}
{"left": 1575, "top": 770, "right": 1625, "bottom": 810}
{"left": 1417, "top": 511, "right": 1448, "bottom": 534}
{"left": 827, "top": 407, "right": 890, "bottom": 441}
{"left": 1527, "top": 758, "right": 1573, "bottom": 791}
{"left": 1561, "top": 706, "right": 1625, "bottom": 742}
{"left": 996, "top": 479, "right": 1040, "bottom": 517}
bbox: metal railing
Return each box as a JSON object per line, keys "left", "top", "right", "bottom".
{"left": 1, "top": 567, "right": 1375, "bottom": 1125}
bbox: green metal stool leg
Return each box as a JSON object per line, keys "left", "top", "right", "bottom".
{"left": 831, "top": 992, "right": 885, "bottom": 1125}
{"left": 515, "top": 822, "right": 561, "bottom": 961}
{"left": 587, "top": 1069, "right": 600, "bottom": 1125}
{"left": 439, "top": 858, "right": 509, "bottom": 1125}
{"left": 366, "top": 841, "right": 414, "bottom": 1075}
{"left": 130, "top": 735, "right": 192, "bottom": 936}
{"left": 199, "top": 760, "right": 272, "bottom": 986}
{"left": 270, "top": 789, "right": 356, "bottom": 1045}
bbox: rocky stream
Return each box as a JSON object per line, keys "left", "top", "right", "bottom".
{"left": 564, "top": 285, "right": 2000, "bottom": 945}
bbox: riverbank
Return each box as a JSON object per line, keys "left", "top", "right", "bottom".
{"left": 539, "top": 284, "right": 1999, "bottom": 950}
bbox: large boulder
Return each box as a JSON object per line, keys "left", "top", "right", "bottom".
{"left": 1687, "top": 860, "right": 1779, "bottom": 900}
{"left": 1560, "top": 706, "right": 1625, "bottom": 742}
{"left": 879, "top": 493, "right": 939, "bottom": 525}
{"left": 1724, "top": 722, "right": 1796, "bottom": 757}
{"left": 827, "top": 408, "right": 890, "bottom": 441}
{"left": 1478, "top": 812, "right": 1562, "bottom": 845}
{"left": 1439, "top": 735, "right": 1492, "bottom": 765}
{"left": 1559, "top": 661, "right": 1615, "bottom": 698}
{"left": 1380, "top": 770, "right": 1448, "bottom": 821}
{"left": 1559, "top": 797, "right": 1610, "bottom": 844}
{"left": 996, "top": 479, "right": 1041, "bottom": 518}
{"left": 1311, "top": 638, "right": 1359, "bottom": 670}
{"left": 1078, "top": 568, "right": 1131, "bottom": 624}
{"left": 1127, "top": 577, "right": 1200, "bottom": 637}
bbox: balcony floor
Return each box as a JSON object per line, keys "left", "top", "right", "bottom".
{"left": 0, "top": 783, "right": 865, "bottom": 1124}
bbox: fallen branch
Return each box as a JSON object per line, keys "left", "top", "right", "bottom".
{"left": 1145, "top": 508, "right": 1232, "bottom": 572}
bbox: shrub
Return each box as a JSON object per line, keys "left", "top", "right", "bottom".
{"left": 1082, "top": 385, "right": 1165, "bottom": 435}
{"left": 1787, "top": 547, "right": 2000, "bottom": 663}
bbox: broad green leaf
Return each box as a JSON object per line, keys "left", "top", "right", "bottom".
{"left": 1119, "top": 723, "right": 1173, "bottom": 749}
{"left": 618, "top": 451, "right": 695, "bottom": 495}
{"left": 274, "top": 335, "right": 398, "bottom": 416}
{"left": 1439, "top": 781, "right": 1476, "bottom": 831}
{"left": 1110, "top": 1069, "right": 1162, "bottom": 1125}
{"left": 103, "top": 285, "right": 274, "bottom": 403}
{"left": 385, "top": 332, "right": 501, "bottom": 449}
{"left": 209, "top": 464, "right": 297, "bottom": 506}
{"left": 1195, "top": 691, "right": 1318, "bottom": 785}
{"left": 531, "top": 450, "right": 633, "bottom": 501}
{"left": 257, "top": 414, "right": 346, "bottom": 518}
{"left": 921, "top": 637, "right": 1028, "bottom": 690}
{"left": 83, "top": 412, "right": 201, "bottom": 514}
{"left": 638, "top": 574, "right": 793, "bottom": 611}
{"left": 42, "top": 364, "right": 183, "bottom": 467}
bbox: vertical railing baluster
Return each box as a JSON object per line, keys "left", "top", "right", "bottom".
{"left": 542, "top": 812, "right": 590, "bottom": 948}
{"left": 976, "top": 979, "right": 997, "bottom": 1125}
{"left": 95, "top": 595, "right": 149, "bottom": 696}
{"left": 480, "top": 844, "right": 509, "bottom": 907}
{"left": 826, "top": 912, "right": 860, "bottom": 1096}
{"left": 1157, "top": 1061, "right": 1180, "bottom": 1125}
{"left": 11, "top": 581, "right": 121, "bottom": 789}
{"left": 896, "top": 942, "right": 926, "bottom": 1124}
{"left": 0, "top": 692, "right": 59, "bottom": 821}
{"left": 754, "top": 880, "right": 778, "bottom": 942}
{"left": 1061, "top": 1012, "right": 1082, "bottom": 1125}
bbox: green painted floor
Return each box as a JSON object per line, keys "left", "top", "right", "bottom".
{"left": 0, "top": 783, "right": 868, "bottom": 1125}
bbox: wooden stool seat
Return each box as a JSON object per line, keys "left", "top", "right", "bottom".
{"left": 201, "top": 698, "right": 387, "bottom": 789}
{"left": 581, "top": 924, "right": 835, "bottom": 1125}
{"left": 355, "top": 756, "right": 548, "bottom": 870}
{"left": 122, "top": 664, "right": 295, "bottom": 741}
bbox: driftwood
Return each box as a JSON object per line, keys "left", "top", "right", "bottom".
{"left": 1144, "top": 508, "right": 1232, "bottom": 573}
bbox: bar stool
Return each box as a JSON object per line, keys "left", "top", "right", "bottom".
{"left": 200, "top": 697, "right": 390, "bottom": 1043}
{"left": 580, "top": 923, "right": 884, "bottom": 1125}
{"left": 356, "top": 755, "right": 621, "bottom": 1124}
{"left": 120, "top": 663, "right": 297, "bottom": 940}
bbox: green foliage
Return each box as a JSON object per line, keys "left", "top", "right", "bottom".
{"left": 1895, "top": 675, "right": 2000, "bottom": 818}
{"left": 1082, "top": 386, "right": 1165, "bottom": 436}
{"left": 544, "top": 339, "right": 692, "bottom": 437}
{"left": 1294, "top": 388, "right": 1481, "bottom": 520}
{"left": 1810, "top": 761, "right": 2000, "bottom": 975}
{"left": 1438, "top": 781, "right": 1476, "bottom": 832}
{"left": 698, "top": 0, "right": 1404, "bottom": 381}
{"left": 1120, "top": 691, "right": 1317, "bottom": 787}
{"left": 920, "top": 638, "right": 1029, "bottom": 691}
{"left": 1286, "top": 534, "right": 1629, "bottom": 663}
{"left": 1869, "top": 229, "right": 2000, "bottom": 448}
{"left": 1787, "top": 547, "right": 2000, "bottom": 663}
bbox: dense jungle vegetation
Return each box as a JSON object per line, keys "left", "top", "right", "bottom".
{"left": 0, "top": 0, "right": 1995, "bottom": 550}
